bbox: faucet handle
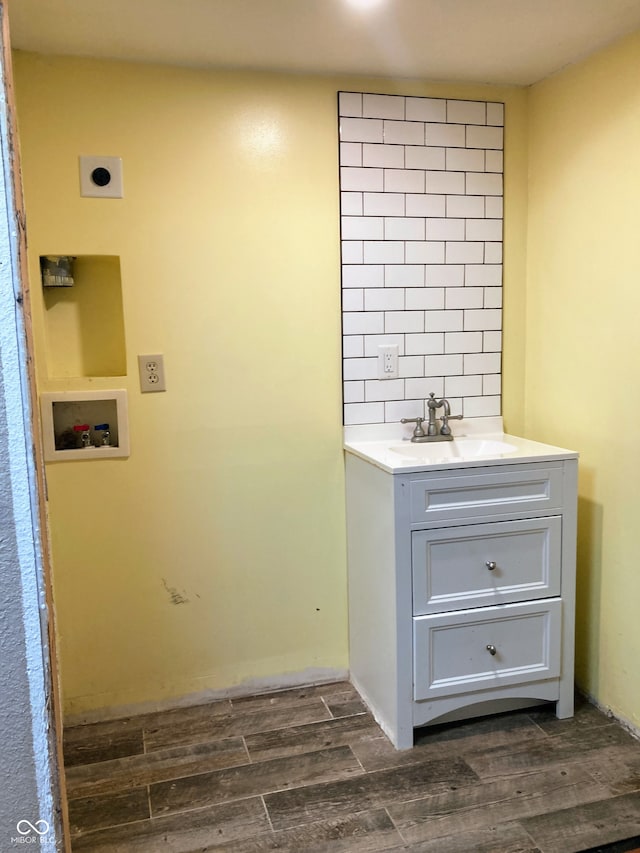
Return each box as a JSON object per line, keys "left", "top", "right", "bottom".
{"left": 439, "top": 412, "right": 463, "bottom": 436}
{"left": 401, "top": 416, "right": 426, "bottom": 438}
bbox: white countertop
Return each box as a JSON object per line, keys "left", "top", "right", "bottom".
{"left": 344, "top": 418, "right": 578, "bottom": 474}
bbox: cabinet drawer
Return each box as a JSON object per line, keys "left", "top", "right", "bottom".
{"left": 412, "top": 517, "right": 561, "bottom": 615}
{"left": 413, "top": 599, "right": 561, "bottom": 700}
{"left": 409, "top": 465, "right": 563, "bottom": 525}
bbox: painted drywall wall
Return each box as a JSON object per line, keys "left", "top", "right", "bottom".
{"left": 13, "top": 52, "right": 528, "bottom": 715}
{"left": 527, "top": 30, "right": 640, "bottom": 728}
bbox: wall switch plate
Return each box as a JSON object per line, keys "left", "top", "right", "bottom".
{"left": 79, "top": 155, "right": 123, "bottom": 198}
{"left": 378, "top": 344, "right": 399, "bottom": 379}
{"left": 138, "top": 354, "right": 166, "bottom": 393}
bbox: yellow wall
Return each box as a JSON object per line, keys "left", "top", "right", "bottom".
{"left": 13, "top": 52, "right": 528, "bottom": 715}
{"left": 527, "top": 30, "right": 640, "bottom": 727}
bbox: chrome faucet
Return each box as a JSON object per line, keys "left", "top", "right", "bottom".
{"left": 401, "top": 393, "right": 463, "bottom": 442}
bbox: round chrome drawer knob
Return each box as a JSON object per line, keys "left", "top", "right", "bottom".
{"left": 486, "top": 561, "right": 497, "bottom": 571}
{"left": 486, "top": 644, "right": 497, "bottom": 656}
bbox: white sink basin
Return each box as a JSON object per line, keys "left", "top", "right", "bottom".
{"left": 390, "top": 438, "right": 517, "bottom": 460}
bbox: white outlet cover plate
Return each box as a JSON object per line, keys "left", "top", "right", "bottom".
{"left": 79, "top": 155, "right": 123, "bottom": 198}
{"left": 138, "top": 353, "right": 166, "bottom": 393}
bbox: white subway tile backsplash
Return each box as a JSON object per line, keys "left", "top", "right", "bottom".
{"left": 483, "top": 373, "right": 502, "bottom": 395}
{"left": 425, "top": 310, "right": 463, "bottom": 332}
{"left": 445, "top": 374, "right": 483, "bottom": 397}
{"left": 464, "top": 352, "right": 501, "bottom": 374}
{"left": 363, "top": 93, "right": 405, "bottom": 119}
{"left": 485, "top": 150, "right": 504, "bottom": 173}
{"left": 339, "top": 92, "right": 362, "bottom": 117}
{"left": 365, "top": 378, "right": 405, "bottom": 402}
{"left": 341, "top": 191, "right": 363, "bottom": 215}
{"left": 406, "top": 241, "right": 445, "bottom": 264}
{"left": 342, "top": 264, "right": 384, "bottom": 288}
{"left": 364, "top": 241, "right": 405, "bottom": 264}
{"left": 405, "top": 146, "right": 446, "bottom": 170}
{"left": 385, "top": 217, "right": 425, "bottom": 240}
{"left": 405, "top": 288, "right": 445, "bottom": 310}
{"left": 465, "top": 218, "right": 503, "bottom": 242}
{"left": 464, "top": 395, "right": 501, "bottom": 417}
{"left": 341, "top": 216, "right": 384, "bottom": 240}
{"left": 483, "top": 331, "right": 502, "bottom": 352}
{"left": 385, "top": 264, "right": 425, "bottom": 287}
{"left": 483, "top": 287, "right": 503, "bottom": 308}
{"left": 341, "top": 167, "right": 384, "bottom": 192}
{"left": 425, "top": 170, "right": 465, "bottom": 195}
{"left": 406, "top": 194, "right": 446, "bottom": 217}
{"left": 384, "top": 120, "right": 425, "bottom": 145}
{"left": 485, "top": 196, "right": 503, "bottom": 218}
{"left": 424, "top": 354, "right": 463, "bottom": 377}
{"left": 343, "top": 311, "right": 384, "bottom": 335}
{"left": 385, "top": 169, "right": 425, "bottom": 193}
{"left": 339, "top": 92, "right": 504, "bottom": 426}
{"left": 446, "top": 147, "right": 485, "bottom": 173}
{"left": 426, "top": 218, "right": 465, "bottom": 241}
{"left": 425, "top": 123, "right": 466, "bottom": 147}
{"left": 386, "top": 398, "right": 426, "bottom": 422}
{"left": 343, "top": 335, "right": 364, "bottom": 358}
{"left": 405, "top": 333, "right": 445, "bottom": 355}
{"left": 464, "top": 308, "right": 502, "bottom": 331}
{"left": 385, "top": 311, "right": 425, "bottom": 334}
{"left": 344, "top": 381, "right": 365, "bottom": 403}
{"left": 466, "top": 125, "right": 504, "bottom": 150}
{"left": 447, "top": 99, "right": 486, "bottom": 125}
{"left": 341, "top": 240, "right": 363, "bottom": 264}
{"left": 399, "top": 355, "right": 425, "bottom": 377}
{"left": 444, "top": 331, "right": 483, "bottom": 353}
{"left": 466, "top": 172, "right": 503, "bottom": 196}
{"left": 344, "top": 357, "right": 378, "bottom": 380}
{"left": 486, "top": 102, "right": 505, "bottom": 126}
{"left": 363, "top": 192, "right": 405, "bottom": 216}
{"left": 363, "top": 143, "right": 405, "bottom": 168}
{"left": 425, "top": 265, "right": 465, "bottom": 287}
{"left": 364, "top": 288, "right": 405, "bottom": 311}
{"left": 340, "top": 117, "right": 384, "bottom": 143}
{"left": 406, "top": 97, "right": 446, "bottom": 122}
{"left": 465, "top": 264, "right": 502, "bottom": 286}
{"left": 340, "top": 142, "right": 362, "bottom": 166}
{"left": 445, "top": 287, "right": 484, "bottom": 309}
{"left": 406, "top": 377, "right": 444, "bottom": 400}
{"left": 446, "top": 242, "right": 485, "bottom": 264}
{"left": 342, "top": 288, "right": 364, "bottom": 311}
{"left": 446, "top": 195, "right": 485, "bottom": 218}
{"left": 364, "top": 333, "right": 405, "bottom": 356}
{"left": 344, "top": 402, "right": 385, "bottom": 424}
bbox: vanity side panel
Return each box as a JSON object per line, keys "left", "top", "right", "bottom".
{"left": 557, "top": 458, "right": 578, "bottom": 717}
{"left": 345, "top": 454, "right": 413, "bottom": 747}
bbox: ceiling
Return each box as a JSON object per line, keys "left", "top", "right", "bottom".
{"left": 8, "top": 0, "right": 640, "bottom": 87}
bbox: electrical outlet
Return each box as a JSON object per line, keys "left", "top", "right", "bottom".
{"left": 138, "top": 354, "right": 166, "bottom": 393}
{"left": 378, "top": 344, "right": 399, "bottom": 379}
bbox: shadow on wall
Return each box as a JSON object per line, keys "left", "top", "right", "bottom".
{"left": 575, "top": 485, "right": 603, "bottom": 698}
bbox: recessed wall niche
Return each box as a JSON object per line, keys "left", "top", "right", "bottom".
{"left": 40, "top": 254, "right": 126, "bottom": 378}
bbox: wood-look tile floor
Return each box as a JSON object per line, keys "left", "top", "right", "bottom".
{"left": 64, "top": 682, "right": 640, "bottom": 852}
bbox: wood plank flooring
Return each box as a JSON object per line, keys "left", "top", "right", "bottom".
{"left": 64, "top": 682, "right": 640, "bottom": 852}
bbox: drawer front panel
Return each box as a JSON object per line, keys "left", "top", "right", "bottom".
{"left": 412, "top": 517, "right": 562, "bottom": 614}
{"left": 409, "top": 466, "right": 563, "bottom": 525}
{"left": 413, "top": 599, "right": 561, "bottom": 700}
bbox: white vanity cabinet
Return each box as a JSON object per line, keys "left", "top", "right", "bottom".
{"left": 345, "top": 445, "right": 578, "bottom": 750}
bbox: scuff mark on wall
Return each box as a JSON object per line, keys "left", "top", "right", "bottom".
{"left": 161, "top": 578, "right": 189, "bottom": 606}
